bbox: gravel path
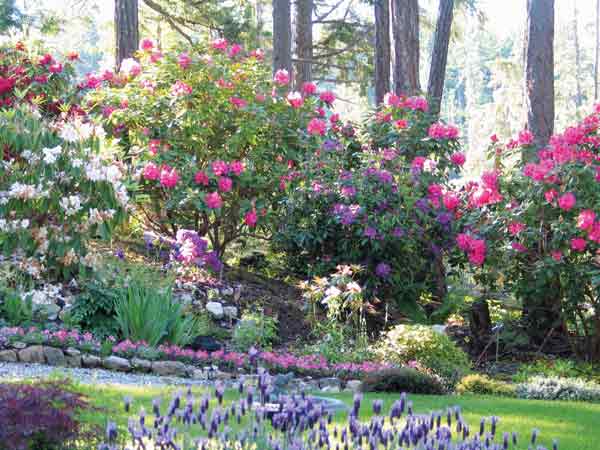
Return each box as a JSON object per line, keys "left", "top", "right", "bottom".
{"left": 0, "top": 361, "right": 215, "bottom": 387}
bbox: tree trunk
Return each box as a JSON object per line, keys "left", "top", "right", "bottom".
{"left": 391, "top": 0, "right": 420, "bottom": 96}
{"left": 427, "top": 0, "right": 454, "bottom": 118}
{"left": 374, "top": 0, "right": 391, "bottom": 105}
{"left": 115, "top": 0, "right": 139, "bottom": 70}
{"left": 295, "top": 0, "right": 313, "bottom": 88}
{"left": 524, "top": 0, "right": 554, "bottom": 159}
{"left": 573, "top": 0, "right": 583, "bottom": 112}
{"left": 272, "top": 0, "right": 292, "bottom": 75}
{"left": 469, "top": 299, "right": 492, "bottom": 353}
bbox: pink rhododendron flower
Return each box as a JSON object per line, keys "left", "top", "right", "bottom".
{"left": 39, "top": 53, "right": 54, "bottom": 65}
{"left": 551, "top": 250, "right": 563, "bottom": 261}
{"left": 508, "top": 221, "right": 526, "bottom": 236}
{"left": 518, "top": 129, "right": 534, "bottom": 145}
{"left": 383, "top": 92, "right": 402, "bottom": 107}
{"left": 249, "top": 49, "right": 264, "bottom": 59}
{"left": 171, "top": 80, "right": 192, "bottom": 96}
{"left": 211, "top": 38, "right": 228, "bottom": 51}
{"left": 140, "top": 38, "right": 155, "bottom": 51}
{"left": 67, "top": 51, "right": 79, "bottom": 61}
{"left": 120, "top": 58, "right": 141, "bottom": 77}
{"left": 178, "top": 52, "right": 191, "bottom": 69}
{"left": 490, "top": 134, "right": 498, "bottom": 143}
{"left": 150, "top": 51, "right": 163, "bottom": 63}
{"left": 577, "top": 210, "right": 596, "bottom": 230}
{"left": 302, "top": 82, "right": 317, "bottom": 95}
{"left": 205, "top": 192, "right": 223, "bottom": 209}
{"left": 244, "top": 209, "right": 258, "bottom": 227}
{"left": 228, "top": 43, "right": 243, "bottom": 58}
{"left": 443, "top": 192, "right": 460, "bottom": 210}
{"left": 450, "top": 152, "right": 466, "bottom": 166}
{"left": 143, "top": 162, "right": 160, "bottom": 180}
{"left": 571, "top": 237, "right": 587, "bottom": 252}
{"left": 229, "top": 96, "right": 247, "bottom": 109}
{"left": 558, "top": 192, "right": 576, "bottom": 211}
{"left": 218, "top": 176, "right": 233, "bottom": 192}
{"left": 395, "top": 119, "right": 408, "bottom": 129}
{"left": 229, "top": 160, "right": 245, "bottom": 176}
{"left": 194, "top": 171, "right": 209, "bottom": 186}
{"left": 287, "top": 91, "right": 303, "bottom": 108}
{"left": 307, "top": 118, "right": 327, "bottom": 136}
{"left": 255, "top": 93, "right": 266, "bottom": 102}
{"left": 588, "top": 222, "right": 600, "bottom": 243}
{"left": 274, "top": 69, "right": 290, "bottom": 86}
{"left": 212, "top": 160, "right": 229, "bottom": 176}
{"left": 48, "top": 63, "right": 63, "bottom": 74}
{"left": 329, "top": 113, "right": 340, "bottom": 124}
{"left": 404, "top": 96, "right": 428, "bottom": 111}
{"left": 545, "top": 189, "right": 558, "bottom": 203}
{"left": 149, "top": 139, "right": 161, "bottom": 156}
{"left": 511, "top": 241, "right": 527, "bottom": 253}
{"left": 160, "top": 166, "right": 179, "bottom": 188}
{"left": 319, "top": 90, "right": 335, "bottom": 105}
{"left": 428, "top": 122, "right": 459, "bottom": 140}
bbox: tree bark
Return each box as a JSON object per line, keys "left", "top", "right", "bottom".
{"left": 272, "top": 0, "right": 292, "bottom": 75}
{"left": 374, "top": 0, "right": 391, "bottom": 105}
{"left": 427, "top": 0, "right": 454, "bottom": 118}
{"left": 295, "top": 0, "right": 313, "bottom": 88}
{"left": 524, "top": 0, "right": 554, "bottom": 159}
{"left": 115, "top": 0, "right": 139, "bottom": 70}
{"left": 391, "top": 0, "right": 420, "bottom": 96}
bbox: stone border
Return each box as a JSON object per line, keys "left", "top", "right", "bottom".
{"left": 0, "top": 344, "right": 362, "bottom": 394}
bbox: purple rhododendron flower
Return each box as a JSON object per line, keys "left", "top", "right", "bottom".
{"left": 375, "top": 262, "right": 391, "bottom": 278}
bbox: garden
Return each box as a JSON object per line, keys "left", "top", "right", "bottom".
{"left": 1, "top": 0, "right": 600, "bottom": 449}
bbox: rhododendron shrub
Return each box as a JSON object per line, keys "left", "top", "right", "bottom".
{"left": 0, "top": 42, "right": 79, "bottom": 115}
{"left": 461, "top": 109, "right": 600, "bottom": 357}
{"left": 0, "top": 107, "right": 127, "bottom": 280}
{"left": 89, "top": 39, "right": 330, "bottom": 256}
{"left": 275, "top": 94, "right": 468, "bottom": 322}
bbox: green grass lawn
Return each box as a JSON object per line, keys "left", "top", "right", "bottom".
{"left": 72, "top": 382, "right": 600, "bottom": 450}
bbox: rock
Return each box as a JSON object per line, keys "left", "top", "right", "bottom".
{"left": 432, "top": 324, "right": 447, "bottom": 335}
{"left": 221, "top": 287, "right": 234, "bottom": 297}
{"left": 43, "top": 346, "right": 66, "bottom": 366}
{"left": 59, "top": 306, "right": 73, "bottom": 322}
{"left": 176, "top": 292, "right": 194, "bottom": 306}
{"left": 191, "top": 369, "right": 207, "bottom": 380}
{"left": 206, "top": 301, "right": 224, "bottom": 319}
{"left": 131, "top": 358, "right": 152, "bottom": 372}
{"left": 65, "top": 347, "right": 81, "bottom": 357}
{"left": 318, "top": 377, "right": 341, "bottom": 393}
{"left": 0, "top": 350, "right": 18, "bottom": 362}
{"left": 65, "top": 355, "right": 82, "bottom": 367}
{"left": 151, "top": 361, "right": 188, "bottom": 377}
{"left": 12, "top": 342, "right": 27, "bottom": 350}
{"left": 344, "top": 380, "right": 363, "bottom": 393}
{"left": 18, "top": 345, "right": 45, "bottom": 364}
{"left": 34, "top": 303, "right": 60, "bottom": 321}
{"left": 214, "top": 370, "right": 232, "bottom": 380}
{"left": 103, "top": 356, "right": 131, "bottom": 372}
{"left": 189, "top": 335, "right": 222, "bottom": 352}
{"left": 223, "top": 306, "right": 238, "bottom": 319}
{"left": 82, "top": 355, "right": 102, "bottom": 368}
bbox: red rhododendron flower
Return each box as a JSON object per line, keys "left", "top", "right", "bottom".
{"left": 395, "top": 119, "right": 408, "bottom": 129}
{"left": 443, "top": 192, "right": 460, "bottom": 211}
{"left": 544, "top": 189, "right": 558, "bottom": 203}
{"left": 551, "top": 250, "right": 563, "bottom": 261}
{"left": 518, "top": 129, "right": 534, "bottom": 145}
{"left": 508, "top": 221, "right": 526, "bottom": 236}
{"left": 160, "top": 166, "right": 179, "bottom": 188}
{"left": 229, "top": 96, "right": 247, "bottom": 109}
{"left": 211, "top": 160, "right": 229, "bottom": 176}
{"left": 229, "top": 160, "right": 245, "bottom": 176}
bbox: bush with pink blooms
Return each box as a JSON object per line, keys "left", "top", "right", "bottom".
{"left": 89, "top": 38, "right": 333, "bottom": 256}
{"left": 459, "top": 108, "right": 600, "bottom": 357}
{"left": 0, "top": 42, "right": 81, "bottom": 116}
{"left": 275, "top": 92, "right": 468, "bottom": 323}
